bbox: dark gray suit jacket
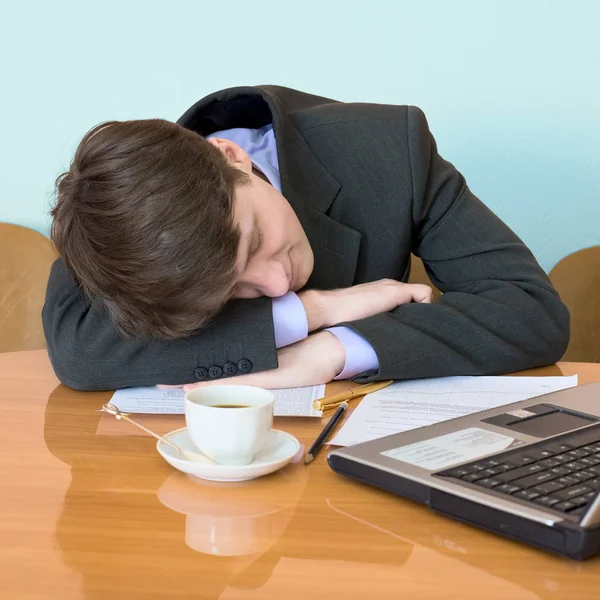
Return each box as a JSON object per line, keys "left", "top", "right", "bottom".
{"left": 43, "top": 86, "right": 570, "bottom": 390}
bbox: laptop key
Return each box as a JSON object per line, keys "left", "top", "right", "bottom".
{"left": 493, "top": 463, "right": 516, "bottom": 473}
{"left": 534, "top": 481, "right": 565, "bottom": 495}
{"left": 512, "top": 471, "right": 557, "bottom": 488}
{"left": 554, "top": 485, "right": 592, "bottom": 500}
{"left": 475, "top": 478, "right": 502, "bottom": 489}
{"left": 571, "top": 470, "right": 596, "bottom": 483}
{"left": 461, "top": 472, "right": 482, "bottom": 483}
{"left": 496, "top": 464, "right": 543, "bottom": 483}
{"left": 587, "top": 478, "right": 600, "bottom": 489}
{"left": 557, "top": 476, "right": 580, "bottom": 487}
{"left": 512, "top": 489, "right": 541, "bottom": 501}
{"left": 584, "top": 455, "right": 600, "bottom": 466}
{"left": 510, "top": 455, "right": 536, "bottom": 466}
{"left": 554, "top": 500, "right": 577, "bottom": 512}
{"left": 477, "top": 469, "right": 498, "bottom": 478}
{"left": 487, "top": 468, "right": 508, "bottom": 476}
{"left": 558, "top": 463, "right": 579, "bottom": 475}
{"left": 538, "top": 458, "right": 562, "bottom": 468}
{"left": 455, "top": 464, "right": 484, "bottom": 475}
{"left": 449, "top": 468, "right": 471, "bottom": 477}
{"left": 495, "top": 483, "right": 521, "bottom": 495}
{"left": 568, "top": 460, "right": 590, "bottom": 470}
{"left": 533, "top": 495, "right": 560, "bottom": 507}
{"left": 550, "top": 466, "right": 576, "bottom": 478}
{"left": 470, "top": 463, "right": 488, "bottom": 471}
{"left": 568, "top": 448, "right": 592, "bottom": 458}
{"left": 569, "top": 496, "right": 591, "bottom": 508}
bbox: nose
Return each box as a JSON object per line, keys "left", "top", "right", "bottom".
{"left": 251, "top": 261, "right": 290, "bottom": 298}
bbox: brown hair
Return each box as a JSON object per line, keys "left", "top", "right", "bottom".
{"left": 51, "top": 119, "right": 248, "bottom": 340}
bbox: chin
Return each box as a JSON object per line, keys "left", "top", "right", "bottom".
{"left": 291, "top": 252, "right": 313, "bottom": 291}
{"left": 294, "top": 273, "right": 310, "bottom": 291}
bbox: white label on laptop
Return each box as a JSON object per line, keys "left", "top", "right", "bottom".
{"left": 381, "top": 427, "right": 516, "bottom": 471}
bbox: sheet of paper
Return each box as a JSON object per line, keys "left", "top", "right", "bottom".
{"left": 109, "top": 384, "right": 325, "bottom": 417}
{"left": 329, "top": 375, "right": 578, "bottom": 447}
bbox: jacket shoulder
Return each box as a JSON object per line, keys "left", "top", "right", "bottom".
{"left": 259, "top": 85, "right": 425, "bottom": 131}
{"left": 290, "top": 100, "right": 425, "bottom": 134}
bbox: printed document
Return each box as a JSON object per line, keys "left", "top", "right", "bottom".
{"left": 329, "top": 375, "right": 578, "bottom": 446}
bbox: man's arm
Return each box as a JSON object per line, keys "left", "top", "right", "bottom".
{"left": 44, "top": 255, "right": 433, "bottom": 390}
{"left": 43, "top": 259, "right": 279, "bottom": 390}
{"left": 343, "top": 106, "right": 570, "bottom": 381}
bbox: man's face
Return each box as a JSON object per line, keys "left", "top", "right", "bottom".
{"left": 210, "top": 138, "right": 314, "bottom": 299}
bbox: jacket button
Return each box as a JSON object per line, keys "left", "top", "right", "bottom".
{"left": 223, "top": 362, "right": 238, "bottom": 376}
{"left": 237, "top": 359, "right": 253, "bottom": 374}
{"left": 208, "top": 365, "right": 223, "bottom": 379}
{"left": 194, "top": 367, "right": 208, "bottom": 381}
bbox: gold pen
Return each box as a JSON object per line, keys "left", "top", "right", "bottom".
{"left": 313, "top": 380, "right": 394, "bottom": 411}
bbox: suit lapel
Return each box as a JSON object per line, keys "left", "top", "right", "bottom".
{"left": 260, "top": 87, "right": 362, "bottom": 290}
{"left": 282, "top": 184, "right": 361, "bottom": 290}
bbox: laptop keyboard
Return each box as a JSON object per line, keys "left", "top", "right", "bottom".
{"left": 436, "top": 426, "right": 600, "bottom": 519}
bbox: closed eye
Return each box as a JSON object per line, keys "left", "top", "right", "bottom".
{"left": 236, "top": 224, "right": 263, "bottom": 286}
{"left": 248, "top": 226, "right": 263, "bottom": 262}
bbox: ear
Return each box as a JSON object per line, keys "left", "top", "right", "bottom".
{"left": 208, "top": 138, "right": 253, "bottom": 174}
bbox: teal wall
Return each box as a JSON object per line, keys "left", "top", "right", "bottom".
{"left": 1, "top": 0, "right": 598, "bottom": 271}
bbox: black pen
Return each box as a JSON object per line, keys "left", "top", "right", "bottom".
{"left": 304, "top": 401, "right": 348, "bottom": 465}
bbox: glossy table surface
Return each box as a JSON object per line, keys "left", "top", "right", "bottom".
{"left": 1, "top": 350, "right": 600, "bottom": 599}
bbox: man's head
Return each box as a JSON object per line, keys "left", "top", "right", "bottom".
{"left": 52, "top": 119, "right": 313, "bottom": 340}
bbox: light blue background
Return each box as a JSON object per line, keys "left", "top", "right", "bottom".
{"left": 1, "top": 0, "right": 598, "bottom": 271}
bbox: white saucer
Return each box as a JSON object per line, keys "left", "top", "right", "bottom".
{"left": 156, "top": 428, "right": 301, "bottom": 482}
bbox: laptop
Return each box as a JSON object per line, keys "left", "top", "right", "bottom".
{"left": 328, "top": 381, "right": 600, "bottom": 560}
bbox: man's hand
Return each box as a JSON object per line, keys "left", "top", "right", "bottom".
{"left": 163, "top": 280, "right": 431, "bottom": 392}
{"left": 181, "top": 331, "right": 346, "bottom": 392}
{"left": 299, "top": 279, "right": 433, "bottom": 331}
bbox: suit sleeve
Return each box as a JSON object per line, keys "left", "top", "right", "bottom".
{"left": 344, "top": 106, "right": 570, "bottom": 381}
{"left": 42, "top": 259, "right": 278, "bottom": 390}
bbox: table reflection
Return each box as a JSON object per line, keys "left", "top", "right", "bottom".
{"left": 157, "top": 463, "right": 308, "bottom": 557}
{"left": 43, "top": 382, "right": 600, "bottom": 600}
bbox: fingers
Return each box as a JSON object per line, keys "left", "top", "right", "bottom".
{"left": 407, "top": 283, "right": 433, "bottom": 304}
{"left": 388, "top": 282, "right": 431, "bottom": 306}
{"left": 417, "top": 286, "right": 433, "bottom": 303}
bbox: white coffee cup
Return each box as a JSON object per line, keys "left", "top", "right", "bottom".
{"left": 184, "top": 385, "right": 274, "bottom": 466}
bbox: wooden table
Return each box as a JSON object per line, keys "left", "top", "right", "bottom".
{"left": 1, "top": 350, "right": 600, "bottom": 599}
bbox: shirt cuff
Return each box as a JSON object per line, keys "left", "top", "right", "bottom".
{"left": 271, "top": 292, "right": 309, "bottom": 348}
{"left": 325, "top": 326, "right": 380, "bottom": 380}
